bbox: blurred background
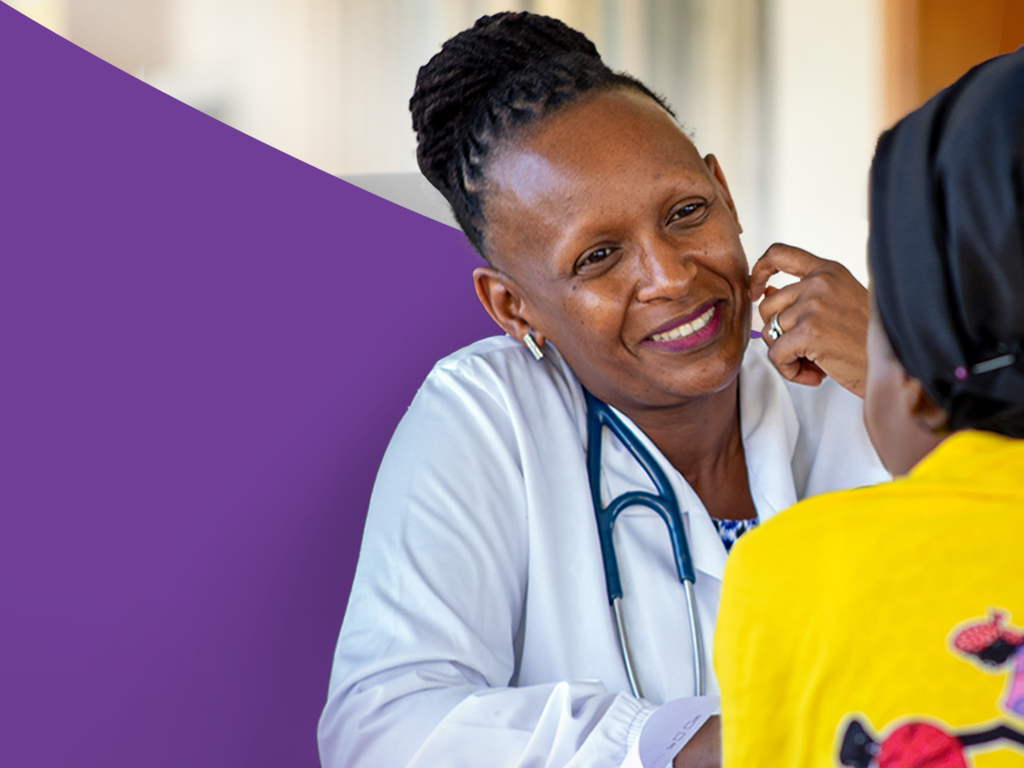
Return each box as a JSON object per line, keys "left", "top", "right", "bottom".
{"left": 8, "top": 0, "right": 1024, "bottom": 284}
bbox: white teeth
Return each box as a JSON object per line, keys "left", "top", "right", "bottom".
{"left": 650, "top": 305, "right": 716, "bottom": 342}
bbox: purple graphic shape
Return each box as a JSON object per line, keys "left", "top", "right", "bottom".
{"left": 0, "top": 6, "right": 494, "bottom": 767}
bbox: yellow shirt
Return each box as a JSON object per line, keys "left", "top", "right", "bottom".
{"left": 716, "top": 430, "right": 1024, "bottom": 768}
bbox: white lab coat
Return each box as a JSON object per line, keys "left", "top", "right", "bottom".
{"left": 318, "top": 336, "right": 887, "bottom": 768}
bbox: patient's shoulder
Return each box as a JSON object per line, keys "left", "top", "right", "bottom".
{"left": 732, "top": 481, "right": 896, "bottom": 570}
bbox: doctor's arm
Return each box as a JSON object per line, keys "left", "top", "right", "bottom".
{"left": 317, "top": 365, "right": 655, "bottom": 768}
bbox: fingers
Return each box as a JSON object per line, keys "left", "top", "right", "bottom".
{"left": 757, "top": 283, "right": 814, "bottom": 358}
{"left": 749, "top": 243, "right": 828, "bottom": 301}
{"left": 752, "top": 253, "right": 869, "bottom": 395}
{"left": 757, "top": 281, "right": 803, "bottom": 327}
{"left": 757, "top": 264, "right": 858, "bottom": 330}
{"left": 790, "top": 360, "right": 829, "bottom": 387}
{"left": 763, "top": 316, "right": 828, "bottom": 387}
{"left": 769, "top": 352, "right": 828, "bottom": 387}
{"left": 756, "top": 272, "right": 840, "bottom": 388}
{"left": 748, "top": 242, "right": 869, "bottom": 395}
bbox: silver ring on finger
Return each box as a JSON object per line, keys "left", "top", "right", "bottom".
{"left": 767, "top": 313, "right": 784, "bottom": 341}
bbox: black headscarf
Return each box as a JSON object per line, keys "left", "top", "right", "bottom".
{"left": 869, "top": 47, "right": 1024, "bottom": 437}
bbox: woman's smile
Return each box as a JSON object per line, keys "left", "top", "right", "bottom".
{"left": 643, "top": 300, "right": 723, "bottom": 351}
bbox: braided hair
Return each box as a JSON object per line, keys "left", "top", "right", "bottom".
{"left": 410, "top": 12, "right": 674, "bottom": 261}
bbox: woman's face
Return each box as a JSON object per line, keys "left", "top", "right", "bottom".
{"left": 479, "top": 88, "right": 751, "bottom": 413}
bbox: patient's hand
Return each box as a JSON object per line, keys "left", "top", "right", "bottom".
{"left": 750, "top": 243, "right": 869, "bottom": 398}
{"left": 673, "top": 715, "right": 721, "bottom": 768}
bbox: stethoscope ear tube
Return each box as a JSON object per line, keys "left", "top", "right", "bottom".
{"left": 583, "top": 389, "right": 706, "bottom": 698}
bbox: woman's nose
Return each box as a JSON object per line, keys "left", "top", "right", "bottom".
{"left": 633, "top": 239, "right": 697, "bottom": 303}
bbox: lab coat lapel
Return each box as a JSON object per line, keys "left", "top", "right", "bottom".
{"left": 679, "top": 486, "right": 729, "bottom": 581}
{"left": 739, "top": 349, "right": 800, "bottom": 523}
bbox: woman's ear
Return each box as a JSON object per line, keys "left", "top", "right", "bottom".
{"left": 901, "top": 373, "right": 949, "bottom": 432}
{"left": 704, "top": 153, "right": 742, "bottom": 234}
{"left": 473, "top": 266, "right": 547, "bottom": 349}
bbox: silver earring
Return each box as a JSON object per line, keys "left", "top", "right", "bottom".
{"left": 523, "top": 333, "right": 544, "bottom": 361}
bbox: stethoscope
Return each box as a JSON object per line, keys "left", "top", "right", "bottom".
{"left": 583, "top": 388, "right": 705, "bottom": 700}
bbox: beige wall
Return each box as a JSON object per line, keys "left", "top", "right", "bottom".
{"left": 766, "top": 0, "right": 884, "bottom": 285}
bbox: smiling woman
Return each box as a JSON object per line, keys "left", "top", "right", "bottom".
{"left": 318, "top": 12, "right": 888, "bottom": 768}
{"left": 475, "top": 88, "right": 756, "bottom": 522}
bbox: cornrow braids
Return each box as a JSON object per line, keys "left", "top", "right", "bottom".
{"left": 410, "top": 11, "right": 675, "bottom": 261}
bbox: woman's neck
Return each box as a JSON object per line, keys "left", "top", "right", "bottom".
{"left": 620, "top": 380, "right": 756, "bottom": 520}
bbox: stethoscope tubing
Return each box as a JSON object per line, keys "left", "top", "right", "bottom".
{"left": 583, "top": 389, "right": 706, "bottom": 699}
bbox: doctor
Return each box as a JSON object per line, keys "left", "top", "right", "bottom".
{"left": 318, "top": 12, "right": 886, "bottom": 768}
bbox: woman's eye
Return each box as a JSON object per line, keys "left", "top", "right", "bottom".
{"left": 577, "top": 247, "right": 615, "bottom": 269}
{"left": 668, "top": 202, "right": 706, "bottom": 223}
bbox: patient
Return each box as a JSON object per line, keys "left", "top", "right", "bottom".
{"left": 715, "top": 49, "right": 1024, "bottom": 768}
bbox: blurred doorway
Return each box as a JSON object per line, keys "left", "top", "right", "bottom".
{"left": 885, "top": 0, "right": 1024, "bottom": 126}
